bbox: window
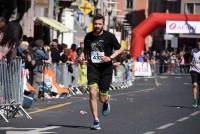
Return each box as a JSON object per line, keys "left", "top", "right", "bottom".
{"left": 195, "top": 3, "right": 200, "bottom": 14}
{"left": 44, "top": 8, "right": 49, "bottom": 17}
{"left": 126, "top": 0, "right": 133, "bottom": 9}
{"left": 184, "top": 3, "right": 194, "bottom": 14}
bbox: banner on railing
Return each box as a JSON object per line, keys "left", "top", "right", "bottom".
{"left": 134, "top": 62, "right": 152, "bottom": 77}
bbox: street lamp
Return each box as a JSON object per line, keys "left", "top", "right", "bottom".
{"left": 107, "top": 5, "right": 112, "bottom": 31}
{"left": 93, "top": 0, "right": 98, "bottom": 15}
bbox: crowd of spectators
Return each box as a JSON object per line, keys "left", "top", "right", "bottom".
{"left": 16, "top": 38, "right": 135, "bottom": 100}
{"left": 16, "top": 37, "right": 86, "bottom": 99}
{"left": 136, "top": 50, "right": 192, "bottom": 74}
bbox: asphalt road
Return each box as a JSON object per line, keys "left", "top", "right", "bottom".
{"left": 1, "top": 75, "right": 200, "bottom": 134}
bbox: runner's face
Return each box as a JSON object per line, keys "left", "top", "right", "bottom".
{"left": 93, "top": 19, "right": 104, "bottom": 35}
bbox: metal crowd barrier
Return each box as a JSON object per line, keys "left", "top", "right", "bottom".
{"left": 43, "top": 63, "right": 82, "bottom": 95}
{"left": 153, "top": 63, "right": 190, "bottom": 75}
{"left": 48, "top": 62, "right": 134, "bottom": 94}
{"left": 55, "top": 63, "right": 78, "bottom": 88}
{"left": 133, "top": 62, "right": 190, "bottom": 87}
{"left": 110, "top": 64, "right": 134, "bottom": 90}
{"left": 0, "top": 58, "right": 32, "bottom": 123}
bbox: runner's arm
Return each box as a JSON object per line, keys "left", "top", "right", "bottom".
{"left": 110, "top": 47, "right": 124, "bottom": 59}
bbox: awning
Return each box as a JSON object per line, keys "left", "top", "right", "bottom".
{"left": 35, "top": 17, "right": 73, "bottom": 33}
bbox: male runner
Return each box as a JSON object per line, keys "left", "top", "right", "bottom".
{"left": 81, "top": 14, "right": 124, "bottom": 130}
{"left": 190, "top": 40, "right": 200, "bottom": 108}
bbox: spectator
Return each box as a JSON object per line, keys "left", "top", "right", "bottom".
{"left": 169, "top": 52, "right": 176, "bottom": 74}
{"left": 179, "top": 51, "right": 186, "bottom": 74}
{"left": 32, "top": 39, "right": 49, "bottom": 99}
{"left": 60, "top": 48, "right": 71, "bottom": 63}
{"left": 0, "top": 20, "right": 23, "bottom": 60}
{"left": 50, "top": 41, "right": 60, "bottom": 64}
{"left": 69, "top": 43, "right": 77, "bottom": 62}
{"left": 0, "top": 16, "right": 6, "bottom": 42}
{"left": 159, "top": 51, "right": 168, "bottom": 74}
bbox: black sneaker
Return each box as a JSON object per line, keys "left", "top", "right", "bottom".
{"left": 102, "top": 95, "right": 110, "bottom": 116}
{"left": 90, "top": 120, "right": 101, "bottom": 130}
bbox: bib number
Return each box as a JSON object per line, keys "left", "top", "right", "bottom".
{"left": 91, "top": 51, "right": 104, "bottom": 63}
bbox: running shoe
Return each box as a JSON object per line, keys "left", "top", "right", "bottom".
{"left": 192, "top": 99, "right": 199, "bottom": 108}
{"left": 91, "top": 120, "right": 101, "bottom": 130}
{"left": 102, "top": 95, "right": 110, "bottom": 116}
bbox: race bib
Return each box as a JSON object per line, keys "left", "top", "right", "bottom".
{"left": 91, "top": 51, "right": 105, "bottom": 63}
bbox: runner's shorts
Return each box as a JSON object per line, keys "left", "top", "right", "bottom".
{"left": 87, "top": 63, "right": 113, "bottom": 93}
{"left": 190, "top": 71, "right": 200, "bottom": 84}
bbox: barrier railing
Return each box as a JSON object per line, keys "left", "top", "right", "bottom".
{"left": 111, "top": 63, "right": 134, "bottom": 90}
{"left": 154, "top": 63, "right": 190, "bottom": 75}
{"left": 37, "top": 62, "right": 134, "bottom": 96}
{"left": 21, "top": 62, "right": 135, "bottom": 112}
{"left": 133, "top": 61, "right": 190, "bottom": 87}
{"left": 0, "top": 58, "right": 32, "bottom": 123}
{"left": 134, "top": 62, "right": 190, "bottom": 76}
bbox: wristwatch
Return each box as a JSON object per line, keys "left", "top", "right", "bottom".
{"left": 110, "top": 56, "right": 114, "bottom": 60}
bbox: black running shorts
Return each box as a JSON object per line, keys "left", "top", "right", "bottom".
{"left": 87, "top": 63, "right": 113, "bottom": 92}
{"left": 190, "top": 71, "right": 200, "bottom": 84}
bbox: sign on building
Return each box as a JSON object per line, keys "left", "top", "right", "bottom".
{"left": 79, "top": 1, "right": 93, "bottom": 15}
{"left": 166, "top": 21, "right": 200, "bottom": 34}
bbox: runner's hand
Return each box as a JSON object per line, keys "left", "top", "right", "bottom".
{"left": 101, "top": 56, "right": 111, "bottom": 62}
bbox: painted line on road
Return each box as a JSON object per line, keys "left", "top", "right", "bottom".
{"left": 22, "top": 126, "right": 60, "bottom": 133}
{"left": 28, "top": 87, "right": 156, "bottom": 115}
{"left": 190, "top": 111, "right": 200, "bottom": 116}
{"left": 2, "top": 126, "right": 60, "bottom": 134}
{"left": 183, "top": 83, "right": 190, "bottom": 85}
{"left": 17, "top": 88, "right": 155, "bottom": 119}
{"left": 157, "top": 123, "right": 175, "bottom": 130}
{"left": 144, "top": 110, "right": 200, "bottom": 134}
{"left": 176, "top": 117, "right": 190, "bottom": 122}
{"left": 143, "top": 131, "right": 155, "bottom": 134}
{"left": 112, "top": 88, "right": 155, "bottom": 97}
{"left": 28, "top": 102, "right": 72, "bottom": 115}
{"left": 0, "top": 127, "right": 39, "bottom": 130}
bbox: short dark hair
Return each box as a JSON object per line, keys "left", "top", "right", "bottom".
{"left": 71, "top": 43, "right": 77, "bottom": 51}
{"left": 34, "top": 39, "right": 44, "bottom": 48}
{"left": 93, "top": 14, "right": 105, "bottom": 24}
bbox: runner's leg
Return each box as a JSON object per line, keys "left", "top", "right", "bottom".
{"left": 89, "top": 83, "right": 99, "bottom": 121}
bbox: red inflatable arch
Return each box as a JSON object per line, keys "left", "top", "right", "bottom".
{"left": 130, "top": 13, "right": 200, "bottom": 60}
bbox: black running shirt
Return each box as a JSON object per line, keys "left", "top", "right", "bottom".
{"left": 84, "top": 30, "right": 120, "bottom": 65}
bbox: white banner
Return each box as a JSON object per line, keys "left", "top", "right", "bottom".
{"left": 134, "top": 62, "right": 152, "bottom": 77}
{"left": 166, "top": 21, "right": 200, "bottom": 34}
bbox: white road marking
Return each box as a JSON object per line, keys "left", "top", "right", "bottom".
{"left": 190, "top": 111, "right": 200, "bottom": 116}
{"left": 2, "top": 126, "right": 60, "bottom": 134}
{"left": 145, "top": 110, "right": 200, "bottom": 133}
{"left": 175, "top": 77, "right": 182, "bottom": 79}
{"left": 113, "top": 88, "right": 155, "bottom": 97}
{"left": 0, "top": 127, "right": 38, "bottom": 130}
{"left": 25, "top": 126, "right": 60, "bottom": 132}
{"left": 183, "top": 83, "right": 190, "bottom": 85}
{"left": 177, "top": 117, "right": 190, "bottom": 122}
{"left": 40, "top": 132, "right": 56, "bottom": 134}
{"left": 159, "top": 76, "right": 168, "bottom": 79}
{"left": 157, "top": 123, "right": 175, "bottom": 130}
{"left": 143, "top": 131, "right": 155, "bottom": 134}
